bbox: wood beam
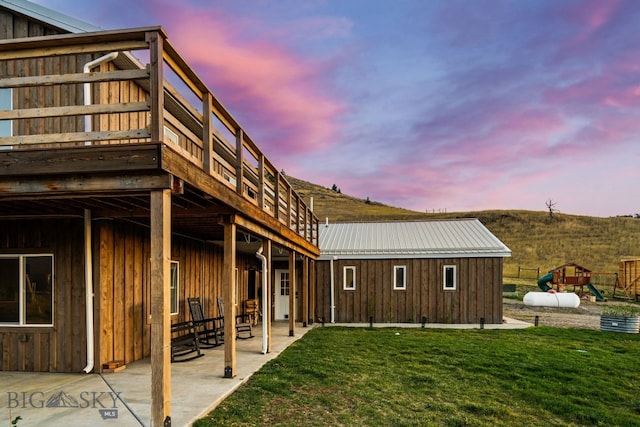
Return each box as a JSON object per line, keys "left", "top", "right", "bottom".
{"left": 202, "top": 92, "right": 213, "bottom": 175}
{"left": 309, "top": 259, "right": 316, "bottom": 325}
{"left": 0, "top": 144, "right": 162, "bottom": 177}
{"left": 223, "top": 220, "right": 237, "bottom": 378}
{"left": 150, "top": 189, "right": 171, "bottom": 426}
{"left": 289, "top": 250, "right": 296, "bottom": 337}
{"left": 302, "top": 257, "right": 309, "bottom": 328}
{"left": 0, "top": 174, "right": 172, "bottom": 197}
{"left": 264, "top": 240, "right": 272, "bottom": 353}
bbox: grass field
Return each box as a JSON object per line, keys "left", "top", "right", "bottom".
{"left": 195, "top": 327, "right": 640, "bottom": 427}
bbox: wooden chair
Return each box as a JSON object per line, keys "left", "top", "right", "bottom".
{"left": 243, "top": 298, "right": 260, "bottom": 326}
{"left": 187, "top": 297, "right": 224, "bottom": 348}
{"left": 217, "top": 296, "right": 254, "bottom": 339}
{"left": 170, "top": 321, "right": 204, "bottom": 362}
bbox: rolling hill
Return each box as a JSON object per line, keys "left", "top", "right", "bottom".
{"left": 287, "top": 175, "right": 640, "bottom": 279}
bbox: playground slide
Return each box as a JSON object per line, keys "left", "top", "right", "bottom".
{"left": 537, "top": 272, "right": 553, "bottom": 292}
{"left": 586, "top": 283, "right": 605, "bottom": 302}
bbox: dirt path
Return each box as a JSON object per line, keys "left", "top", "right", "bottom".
{"left": 503, "top": 297, "right": 636, "bottom": 330}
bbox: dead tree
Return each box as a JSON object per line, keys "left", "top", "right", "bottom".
{"left": 545, "top": 198, "right": 558, "bottom": 219}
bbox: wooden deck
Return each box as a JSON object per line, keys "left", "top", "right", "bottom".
{"left": 0, "top": 26, "right": 318, "bottom": 253}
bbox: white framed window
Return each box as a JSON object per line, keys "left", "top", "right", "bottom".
{"left": 163, "top": 125, "right": 179, "bottom": 145}
{"left": 0, "top": 254, "right": 54, "bottom": 326}
{"left": 343, "top": 266, "right": 356, "bottom": 290}
{"left": 170, "top": 261, "right": 179, "bottom": 315}
{"left": 393, "top": 265, "right": 406, "bottom": 290}
{"left": 0, "top": 88, "right": 12, "bottom": 137}
{"left": 443, "top": 265, "right": 457, "bottom": 290}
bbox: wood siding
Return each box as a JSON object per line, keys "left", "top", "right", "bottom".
{"left": 0, "top": 218, "right": 257, "bottom": 372}
{"left": 95, "top": 219, "right": 255, "bottom": 371}
{"left": 0, "top": 219, "right": 85, "bottom": 372}
{"left": 315, "top": 257, "right": 504, "bottom": 324}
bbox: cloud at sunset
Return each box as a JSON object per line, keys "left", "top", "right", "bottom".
{"left": 34, "top": 0, "right": 640, "bottom": 216}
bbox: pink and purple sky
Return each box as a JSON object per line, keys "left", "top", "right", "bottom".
{"left": 34, "top": 0, "right": 639, "bottom": 217}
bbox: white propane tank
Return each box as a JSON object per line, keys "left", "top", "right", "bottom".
{"left": 523, "top": 291, "right": 580, "bottom": 308}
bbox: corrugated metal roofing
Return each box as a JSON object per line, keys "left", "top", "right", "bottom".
{"left": 1, "top": 0, "right": 103, "bottom": 33}
{"left": 318, "top": 219, "right": 511, "bottom": 260}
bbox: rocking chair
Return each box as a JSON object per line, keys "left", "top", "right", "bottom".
{"left": 217, "top": 296, "right": 254, "bottom": 339}
{"left": 187, "top": 297, "right": 224, "bottom": 348}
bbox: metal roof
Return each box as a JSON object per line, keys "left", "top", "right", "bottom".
{"left": 318, "top": 219, "right": 511, "bottom": 260}
{"left": 0, "top": 0, "right": 103, "bottom": 33}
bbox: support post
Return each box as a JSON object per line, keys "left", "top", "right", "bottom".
{"left": 309, "top": 259, "right": 316, "bottom": 324}
{"left": 264, "top": 240, "right": 272, "bottom": 353}
{"left": 302, "top": 257, "right": 308, "bottom": 327}
{"left": 289, "top": 250, "right": 296, "bottom": 336}
{"left": 223, "top": 220, "right": 237, "bottom": 378}
{"left": 150, "top": 189, "right": 171, "bottom": 426}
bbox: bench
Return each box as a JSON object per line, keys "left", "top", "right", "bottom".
{"left": 170, "top": 321, "right": 204, "bottom": 362}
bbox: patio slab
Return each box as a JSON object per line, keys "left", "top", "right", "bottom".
{"left": 0, "top": 321, "right": 311, "bottom": 427}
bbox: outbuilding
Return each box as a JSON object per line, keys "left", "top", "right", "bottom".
{"left": 315, "top": 219, "right": 511, "bottom": 324}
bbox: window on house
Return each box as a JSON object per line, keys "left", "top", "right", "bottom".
{"left": 343, "top": 266, "right": 356, "bottom": 290}
{"left": 394, "top": 265, "right": 406, "bottom": 290}
{"left": 0, "top": 88, "right": 13, "bottom": 145}
{"left": 443, "top": 265, "right": 457, "bottom": 290}
{"left": 0, "top": 254, "right": 54, "bottom": 326}
{"left": 280, "top": 271, "right": 290, "bottom": 296}
{"left": 163, "top": 126, "right": 179, "bottom": 145}
{"left": 170, "top": 261, "right": 179, "bottom": 315}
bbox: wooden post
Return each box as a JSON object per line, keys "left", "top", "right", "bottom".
{"left": 147, "top": 28, "right": 170, "bottom": 427}
{"left": 309, "top": 259, "right": 316, "bottom": 325}
{"left": 223, "top": 220, "right": 237, "bottom": 378}
{"left": 150, "top": 189, "right": 171, "bottom": 426}
{"left": 264, "top": 240, "right": 272, "bottom": 353}
{"left": 289, "top": 250, "right": 296, "bottom": 336}
{"left": 235, "top": 129, "right": 244, "bottom": 196}
{"left": 202, "top": 92, "right": 213, "bottom": 175}
{"left": 302, "top": 257, "right": 308, "bottom": 327}
{"left": 258, "top": 153, "right": 265, "bottom": 212}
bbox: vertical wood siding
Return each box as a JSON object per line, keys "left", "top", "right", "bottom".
{"left": 0, "top": 217, "right": 256, "bottom": 373}
{"left": 95, "top": 220, "right": 254, "bottom": 372}
{"left": 315, "top": 257, "right": 504, "bottom": 324}
{"left": 0, "top": 219, "right": 85, "bottom": 372}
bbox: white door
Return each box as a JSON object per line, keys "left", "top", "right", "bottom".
{"left": 275, "top": 269, "right": 290, "bottom": 320}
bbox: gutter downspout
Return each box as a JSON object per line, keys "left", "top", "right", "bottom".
{"left": 82, "top": 52, "right": 117, "bottom": 372}
{"left": 330, "top": 256, "right": 337, "bottom": 323}
{"left": 82, "top": 209, "right": 94, "bottom": 373}
{"left": 256, "top": 245, "right": 268, "bottom": 354}
{"left": 83, "top": 52, "right": 118, "bottom": 145}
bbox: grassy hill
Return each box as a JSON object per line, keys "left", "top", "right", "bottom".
{"left": 287, "top": 175, "right": 640, "bottom": 281}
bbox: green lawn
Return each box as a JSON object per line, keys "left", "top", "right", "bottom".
{"left": 195, "top": 327, "right": 640, "bottom": 427}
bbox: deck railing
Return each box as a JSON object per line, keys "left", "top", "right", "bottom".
{"left": 0, "top": 27, "right": 318, "bottom": 245}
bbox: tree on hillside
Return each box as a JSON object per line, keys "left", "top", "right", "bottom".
{"left": 545, "top": 198, "right": 558, "bottom": 219}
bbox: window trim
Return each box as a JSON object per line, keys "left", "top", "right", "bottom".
{"left": 163, "top": 125, "right": 179, "bottom": 145}
{"left": 443, "top": 265, "right": 457, "bottom": 290}
{"left": 0, "top": 88, "right": 13, "bottom": 149}
{"left": 343, "top": 266, "right": 356, "bottom": 290}
{"left": 393, "top": 265, "right": 406, "bottom": 290}
{"left": 0, "top": 253, "right": 54, "bottom": 327}
{"left": 170, "top": 260, "right": 179, "bottom": 315}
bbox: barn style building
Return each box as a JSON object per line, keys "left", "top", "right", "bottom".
{"left": 316, "top": 220, "right": 511, "bottom": 324}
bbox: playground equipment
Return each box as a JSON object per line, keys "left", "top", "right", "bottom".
{"left": 524, "top": 291, "right": 580, "bottom": 308}
{"left": 537, "top": 263, "right": 609, "bottom": 301}
{"left": 537, "top": 272, "right": 553, "bottom": 292}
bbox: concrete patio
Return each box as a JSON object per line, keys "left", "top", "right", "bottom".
{"left": 0, "top": 321, "right": 312, "bottom": 427}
